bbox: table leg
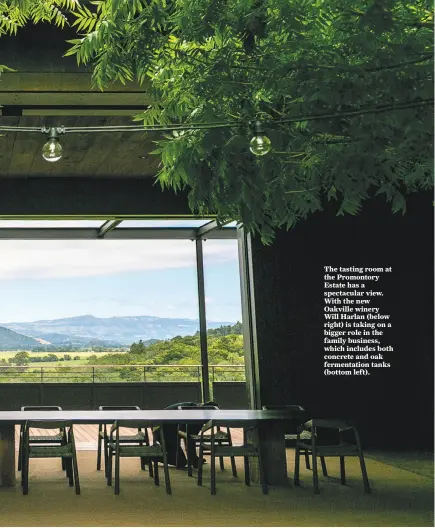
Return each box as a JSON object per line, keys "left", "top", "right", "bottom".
{"left": 0, "top": 424, "right": 16, "bottom": 486}
{"left": 248, "top": 422, "right": 289, "bottom": 486}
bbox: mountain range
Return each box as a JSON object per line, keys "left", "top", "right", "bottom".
{"left": 0, "top": 315, "right": 234, "bottom": 350}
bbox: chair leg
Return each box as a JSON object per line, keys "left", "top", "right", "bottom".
{"left": 340, "top": 456, "right": 346, "bottom": 485}
{"left": 153, "top": 460, "right": 160, "bottom": 486}
{"left": 320, "top": 456, "right": 328, "bottom": 477}
{"left": 64, "top": 457, "right": 71, "bottom": 480}
{"left": 18, "top": 432, "right": 23, "bottom": 472}
{"left": 230, "top": 455, "right": 237, "bottom": 477}
{"left": 22, "top": 448, "right": 29, "bottom": 495}
{"left": 197, "top": 445, "right": 204, "bottom": 486}
{"left": 72, "top": 451, "right": 80, "bottom": 495}
{"left": 114, "top": 452, "right": 120, "bottom": 495}
{"left": 294, "top": 447, "right": 301, "bottom": 486}
{"left": 104, "top": 437, "right": 109, "bottom": 478}
{"left": 67, "top": 459, "right": 74, "bottom": 487}
{"left": 210, "top": 453, "right": 216, "bottom": 495}
{"left": 257, "top": 453, "right": 268, "bottom": 495}
{"left": 304, "top": 452, "right": 310, "bottom": 470}
{"left": 107, "top": 448, "right": 113, "bottom": 486}
{"left": 312, "top": 453, "right": 320, "bottom": 494}
{"left": 162, "top": 457, "right": 172, "bottom": 495}
{"left": 217, "top": 441, "right": 225, "bottom": 471}
{"left": 175, "top": 434, "right": 182, "bottom": 469}
{"left": 61, "top": 431, "right": 67, "bottom": 471}
{"left": 227, "top": 430, "right": 237, "bottom": 477}
{"left": 97, "top": 432, "right": 102, "bottom": 471}
{"left": 186, "top": 439, "right": 193, "bottom": 477}
{"left": 148, "top": 458, "right": 154, "bottom": 478}
{"left": 244, "top": 456, "right": 250, "bottom": 486}
{"left": 358, "top": 452, "right": 371, "bottom": 493}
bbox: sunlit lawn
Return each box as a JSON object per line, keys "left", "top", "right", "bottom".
{"left": 0, "top": 351, "right": 124, "bottom": 360}
{"left": 0, "top": 351, "right": 127, "bottom": 368}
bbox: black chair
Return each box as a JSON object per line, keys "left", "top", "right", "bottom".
{"left": 18, "top": 406, "right": 66, "bottom": 472}
{"left": 197, "top": 420, "right": 267, "bottom": 495}
{"left": 294, "top": 419, "right": 370, "bottom": 494}
{"left": 176, "top": 405, "right": 237, "bottom": 478}
{"left": 152, "top": 401, "right": 197, "bottom": 468}
{"left": 21, "top": 420, "right": 80, "bottom": 495}
{"left": 262, "top": 404, "right": 327, "bottom": 473}
{"left": 107, "top": 420, "right": 171, "bottom": 495}
{"left": 96, "top": 405, "right": 152, "bottom": 478}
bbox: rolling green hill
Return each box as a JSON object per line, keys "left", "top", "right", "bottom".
{"left": 0, "top": 326, "right": 40, "bottom": 350}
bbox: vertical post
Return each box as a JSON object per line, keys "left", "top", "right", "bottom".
{"left": 196, "top": 238, "right": 210, "bottom": 402}
{"left": 237, "top": 228, "right": 261, "bottom": 410}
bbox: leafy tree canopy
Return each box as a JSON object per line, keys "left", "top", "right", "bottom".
{"left": 12, "top": 350, "right": 30, "bottom": 365}
{"left": 2, "top": 0, "right": 434, "bottom": 242}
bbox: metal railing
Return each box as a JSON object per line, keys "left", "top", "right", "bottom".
{"left": 0, "top": 364, "right": 245, "bottom": 383}
{"left": 211, "top": 365, "right": 246, "bottom": 383}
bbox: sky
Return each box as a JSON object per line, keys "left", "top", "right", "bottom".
{"left": 0, "top": 238, "right": 242, "bottom": 324}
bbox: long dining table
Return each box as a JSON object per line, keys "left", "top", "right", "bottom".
{"left": 0, "top": 408, "right": 297, "bottom": 487}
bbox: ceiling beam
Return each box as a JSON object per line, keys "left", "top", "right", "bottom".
{"left": 0, "top": 73, "right": 147, "bottom": 93}
{"left": 197, "top": 220, "right": 238, "bottom": 239}
{"left": 197, "top": 220, "right": 219, "bottom": 238}
{"left": 1, "top": 106, "right": 150, "bottom": 117}
{"left": 106, "top": 228, "right": 237, "bottom": 240}
{"left": 0, "top": 92, "right": 151, "bottom": 107}
{"left": 98, "top": 220, "right": 122, "bottom": 238}
{"left": 0, "top": 227, "right": 237, "bottom": 240}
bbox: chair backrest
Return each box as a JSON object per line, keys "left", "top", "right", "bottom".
{"left": 203, "top": 419, "right": 257, "bottom": 429}
{"left": 98, "top": 405, "right": 140, "bottom": 410}
{"left": 21, "top": 406, "right": 62, "bottom": 411}
{"left": 262, "top": 405, "right": 305, "bottom": 412}
{"left": 178, "top": 405, "right": 219, "bottom": 410}
{"left": 164, "top": 401, "right": 197, "bottom": 410}
{"left": 304, "top": 419, "right": 353, "bottom": 431}
{"left": 111, "top": 419, "right": 158, "bottom": 430}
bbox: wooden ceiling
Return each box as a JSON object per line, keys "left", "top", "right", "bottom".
{"left": 0, "top": 24, "right": 160, "bottom": 179}
{"left": 0, "top": 116, "right": 161, "bottom": 178}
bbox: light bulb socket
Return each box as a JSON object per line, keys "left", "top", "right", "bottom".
{"left": 41, "top": 126, "right": 66, "bottom": 139}
{"left": 253, "top": 120, "right": 264, "bottom": 136}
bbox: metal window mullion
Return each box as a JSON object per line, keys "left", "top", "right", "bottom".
{"left": 195, "top": 239, "right": 210, "bottom": 402}
{"left": 237, "top": 228, "right": 261, "bottom": 410}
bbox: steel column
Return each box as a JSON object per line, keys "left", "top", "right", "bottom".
{"left": 237, "top": 228, "right": 261, "bottom": 410}
{"left": 195, "top": 239, "right": 210, "bottom": 402}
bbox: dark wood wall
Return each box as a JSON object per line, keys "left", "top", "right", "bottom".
{"left": 250, "top": 192, "right": 434, "bottom": 449}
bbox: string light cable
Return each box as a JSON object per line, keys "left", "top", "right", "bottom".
{"left": 0, "top": 98, "right": 432, "bottom": 162}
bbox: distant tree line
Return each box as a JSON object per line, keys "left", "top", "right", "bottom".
{"left": 0, "top": 352, "right": 82, "bottom": 366}
{"left": 86, "top": 323, "right": 244, "bottom": 368}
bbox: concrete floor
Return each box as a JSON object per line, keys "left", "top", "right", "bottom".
{"left": 1, "top": 446, "right": 433, "bottom": 527}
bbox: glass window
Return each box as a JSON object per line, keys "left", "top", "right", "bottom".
{"left": 202, "top": 239, "right": 244, "bottom": 382}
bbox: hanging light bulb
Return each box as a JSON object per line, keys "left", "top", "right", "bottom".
{"left": 249, "top": 120, "right": 272, "bottom": 156}
{"left": 41, "top": 127, "right": 64, "bottom": 162}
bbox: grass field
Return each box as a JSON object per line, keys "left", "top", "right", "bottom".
{"left": 0, "top": 350, "right": 126, "bottom": 367}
